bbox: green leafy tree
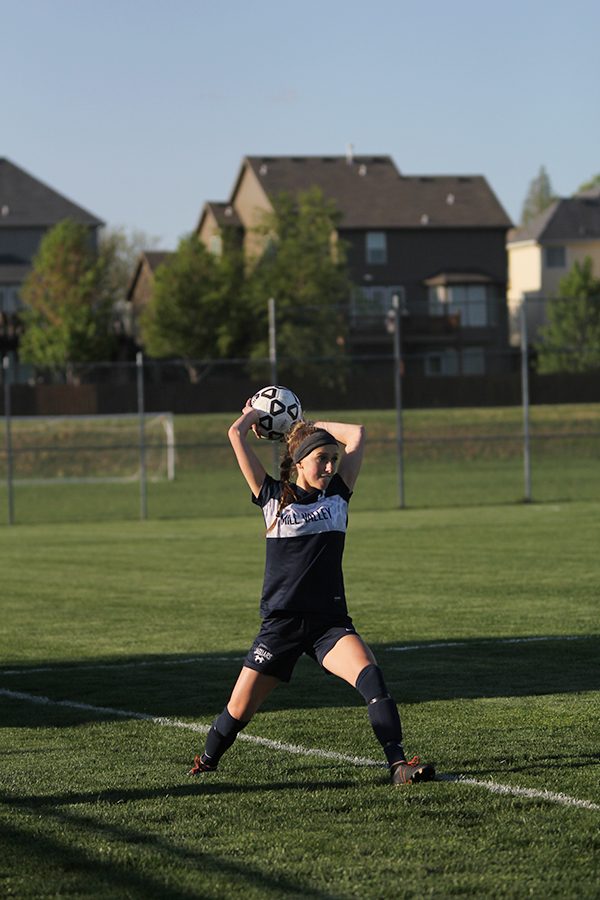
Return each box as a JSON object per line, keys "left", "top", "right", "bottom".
{"left": 520, "top": 165, "right": 556, "bottom": 226}
{"left": 99, "top": 226, "right": 161, "bottom": 336}
{"left": 537, "top": 257, "right": 600, "bottom": 373}
{"left": 19, "top": 219, "right": 117, "bottom": 378}
{"left": 576, "top": 173, "right": 600, "bottom": 194}
{"left": 245, "top": 187, "right": 351, "bottom": 388}
{"left": 140, "top": 233, "right": 248, "bottom": 381}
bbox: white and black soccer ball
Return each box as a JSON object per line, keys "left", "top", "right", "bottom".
{"left": 250, "top": 385, "right": 302, "bottom": 441}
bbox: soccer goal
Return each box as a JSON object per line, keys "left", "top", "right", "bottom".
{"left": 5, "top": 412, "right": 175, "bottom": 484}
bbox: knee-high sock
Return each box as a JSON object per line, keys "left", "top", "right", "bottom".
{"left": 355, "top": 664, "right": 406, "bottom": 766}
{"left": 202, "top": 707, "right": 249, "bottom": 767}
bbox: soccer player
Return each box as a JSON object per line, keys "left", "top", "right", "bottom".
{"left": 189, "top": 401, "right": 435, "bottom": 785}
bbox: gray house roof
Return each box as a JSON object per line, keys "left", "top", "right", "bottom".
{"left": 0, "top": 158, "right": 104, "bottom": 228}
{"left": 508, "top": 195, "right": 600, "bottom": 244}
{"left": 202, "top": 201, "right": 242, "bottom": 228}
{"left": 239, "top": 155, "right": 511, "bottom": 229}
{"left": 143, "top": 251, "right": 173, "bottom": 270}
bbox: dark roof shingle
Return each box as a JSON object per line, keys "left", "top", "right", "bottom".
{"left": 508, "top": 196, "right": 600, "bottom": 243}
{"left": 143, "top": 251, "right": 173, "bottom": 271}
{"left": 0, "top": 158, "right": 104, "bottom": 228}
{"left": 204, "top": 201, "right": 242, "bottom": 228}
{"left": 242, "top": 156, "right": 511, "bottom": 229}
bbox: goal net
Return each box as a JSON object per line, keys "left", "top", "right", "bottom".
{"left": 4, "top": 413, "right": 175, "bottom": 484}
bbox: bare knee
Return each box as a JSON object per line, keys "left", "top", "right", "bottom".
{"left": 227, "top": 668, "right": 280, "bottom": 720}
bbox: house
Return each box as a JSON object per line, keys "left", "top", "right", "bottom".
{"left": 196, "top": 154, "right": 512, "bottom": 376}
{"left": 196, "top": 202, "right": 243, "bottom": 256}
{"left": 507, "top": 189, "right": 600, "bottom": 345}
{"left": 0, "top": 157, "right": 104, "bottom": 360}
{"left": 126, "top": 250, "right": 173, "bottom": 341}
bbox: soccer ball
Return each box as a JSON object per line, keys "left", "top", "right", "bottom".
{"left": 250, "top": 385, "right": 302, "bottom": 441}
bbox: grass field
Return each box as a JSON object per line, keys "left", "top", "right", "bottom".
{"left": 2, "top": 403, "right": 600, "bottom": 525}
{"left": 1, "top": 451, "right": 599, "bottom": 897}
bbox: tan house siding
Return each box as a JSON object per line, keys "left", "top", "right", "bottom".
{"left": 508, "top": 237, "right": 600, "bottom": 344}
{"left": 507, "top": 192, "right": 600, "bottom": 344}
{"left": 561, "top": 239, "right": 600, "bottom": 282}
{"left": 508, "top": 242, "right": 542, "bottom": 298}
{"left": 197, "top": 207, "right": 220, "bottom": 252}
{"left": 507, "top": 242, "right": 542, "bottom": 344}
{"left": 129, "top": 260, "right": 155, "bottom": 317}
{"left": 126, "top": 251, "right": 173, "bottom": 343}
{"left": 232, "top": 164, "right": 272, "bottom": 259}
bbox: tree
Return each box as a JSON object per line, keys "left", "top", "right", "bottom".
{"left": 520, "top": 165, "right": 556, "bottom": 226}
{"left": 99, "top": 226, "right": 161, "bottom": 337}
{"left": 245, "top": 187, "right": 351, "bottom": 387}
{"left": 536, "top": 257, "right": 600, "bottom": 373}
{"left": 576, "top": 173, "right": 600, "bottom": 194}
{"left": 139, "top": 233, "right": 248, "bottom": 381}
{"left": 19, "top": 219, "right": 117, "bottom": 377}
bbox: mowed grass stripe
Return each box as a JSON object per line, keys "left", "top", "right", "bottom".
{"left": 1, "top": 491, "right": 599, "bottom": 897}
{"left": 2, "top": 687, "right": 599, "bottom": 813}
{"left": 0, "top": 633, "right": 594, "bottom": 675}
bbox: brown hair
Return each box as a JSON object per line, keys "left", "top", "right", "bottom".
{"left": 266, "top": 420, "right": 320, "bottom": 533}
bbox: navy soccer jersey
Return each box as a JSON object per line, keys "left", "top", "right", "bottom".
{"left": 252, "top": 473, "right": 352, "bottom": 618}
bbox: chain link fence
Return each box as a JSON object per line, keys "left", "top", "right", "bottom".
{"left": 1, "top": 296, "right": 599, "bottom": 525}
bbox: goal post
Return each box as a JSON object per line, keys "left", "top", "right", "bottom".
{"left": 2, "top": 412, "right": 176, "bottom": 485}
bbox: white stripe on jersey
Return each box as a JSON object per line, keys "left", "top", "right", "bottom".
{"left": 263, "top": 493, "right": 348, "bottom": 539}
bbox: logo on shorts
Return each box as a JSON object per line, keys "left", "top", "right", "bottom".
{"left": 253, "top": 643, "right": 273, "bottom": 665}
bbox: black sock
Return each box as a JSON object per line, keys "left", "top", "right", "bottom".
{"left": 202, "top": 707, "right": 249, "bottom": 767}
{"left": 355, "top": 664, "right": 406, "bottom": 766}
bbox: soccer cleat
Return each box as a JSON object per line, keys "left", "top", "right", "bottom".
{"left": 390, "top": 755, "right": 435, "bottom": 785}
{"left": 188, "top": 755, "right": 217, "bottom": 776}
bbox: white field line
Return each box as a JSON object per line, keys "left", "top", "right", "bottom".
{"left": 386, "top": 635, "right": 591, "bottom": 652}
{"left": 1, "top": 687, "right": 598, "bottom": 813}
{"left": 0, "top": 657, "right": 241, "bottom": 676}
{"left": 0, "top": 635, "right": 592, "bottom": 677}
{"left": 0, "top": 688, "right": 378, "bottom": 767}
{"left": 438, "top": 775, "right": 600, "bottom": 812}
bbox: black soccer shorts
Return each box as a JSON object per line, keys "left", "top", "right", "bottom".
{"left": 243, "top": 612, "right": 358, "bottom": 682}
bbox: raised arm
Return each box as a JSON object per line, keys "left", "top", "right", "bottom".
{"left": 312, "top": 420, "right": 365, "bottom": 491}
{"left": 228, "top": 404, "right": 268, "bottom": 498}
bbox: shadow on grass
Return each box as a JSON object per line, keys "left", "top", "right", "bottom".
{"left": 454, "top": 751, "right": 600, "bottom": 779}
{"left": 2, "top": 779, "right": 356, "bottom": 809}
{"left": 0, "top": 791, "right": 338, "bottom": 900}
{"left": 1, "top": 634, "right": 599, "bottom": 728}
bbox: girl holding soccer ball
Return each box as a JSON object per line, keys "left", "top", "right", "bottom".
{"left": 189, "top": 392, "right": 435, "bottom": 786}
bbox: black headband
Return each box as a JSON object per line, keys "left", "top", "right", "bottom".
{"left": 292, "top": 429, "right": 338, "bottom": 464}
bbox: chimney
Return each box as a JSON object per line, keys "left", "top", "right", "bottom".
{"left": 346, "top": 143, "right": 354, "bottom": 165}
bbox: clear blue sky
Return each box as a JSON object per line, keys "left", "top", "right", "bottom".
{"left": 4, "top": 0, "right": 599, "bottom": 250}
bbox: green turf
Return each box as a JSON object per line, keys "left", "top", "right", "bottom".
{"left": 1, "top": 403, "right": 599, "bottom": 525}
{"left": 1, "top": 499, "right": 599, "bottom": 897}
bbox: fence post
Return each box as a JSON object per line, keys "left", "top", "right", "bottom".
{"left": 3, "top": 356, "right": 15, "bottom": 525}
{"left": 520, "top": 299, "right": 532, "bottom": 503}
{"left": 136, "top": 352, "right": 148, "bottom": 520}
{"left": 391, "top": 294, "right": 406, "bottom": 509}
{"left": 268, "top": 297, "right": 279, "bottom": 475}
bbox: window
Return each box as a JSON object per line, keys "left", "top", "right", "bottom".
{"left": 428, "top": 284, "right": 488, "bottom": 327}
{"left": 209, "top": 234, "right": 223, "bottom": 256}
{"left": 366, "top": 231, "right": 387, "bottom": 265}
{"left": 425, "top": 347, "right": 485, "bottom": 376}
{"left": 545, "top": 246, "right": 566, "bottom": 268}
{"left": 462, "top": 347, "right": 485, "bottom": 375}
{"left": 0, "top": 287, "right": 22, "bottom": 314}
{"left": 425, "top": 349, "right": 459, "bottom": 376}
{"left": 352, "top": 285, "right": 404, "bottom": 319}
